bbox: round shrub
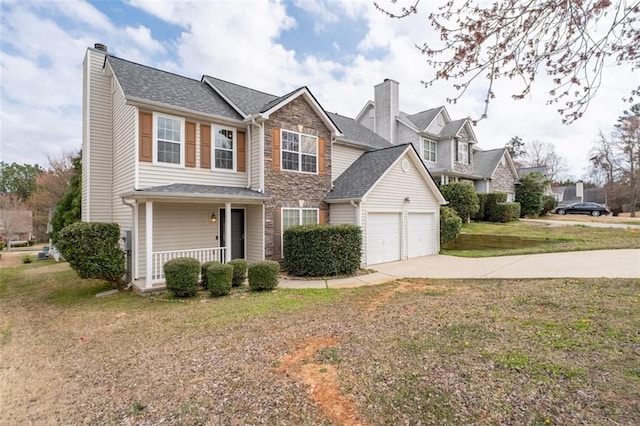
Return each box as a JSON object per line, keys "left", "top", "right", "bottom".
{"left": 439, "top": 182, "right": 479, "bottom": 223}
{"left": 440, "top": 206, "right": 462, "bottom": 247}
{"left": 57, "top": 222, "right": 126, "bottom": 289}
{"left": 516, "top": 172, "right": 546, "bottom": 217}
{"left": 206, "top": 263, "right": 233, "bottom": 297}
{"left": 541, "top": 195, "right": 558, "bottom": 215}
{"left": 248, "top": 260, "right": 280, "bottom": 291}
{"left": 201, "top": 260, "right": 221, "bottom": 289}
{"left": 227, "top": 259, "right": 248, "bottom": 287}
{"left": 164, "top": 257, "right": 200, "bottom": 298}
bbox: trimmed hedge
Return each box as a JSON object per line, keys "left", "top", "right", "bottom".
{"left": 283, "top": 224, "right": 361, "bottom": 277}
{"left": 205, "top": 263, "right": 233, "bottom": 297}
{"left": 57, "top": 222, "right": 126, "bottom": 289}
{"left": 227, "top": 259, "right": 248, "bottom": 287}
{"left": 164, "top": 257, "right": 201, "bottom": 298}
{"left": 485, "top": 192, "right": 508, "bottom": 222}
{"left": 248, "top": 260, "right": 280, "bottom": 291}
{"left": 201, "top": 260, "right": 221, "bottom": 289}
{"left": 494, "top": 202, "right": 521, "bottom": 223}
{"left": 440, "top": 206, "right": 462, "bottom": 247}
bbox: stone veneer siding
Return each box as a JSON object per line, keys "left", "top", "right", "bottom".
{"left": 490, "top": 158, "right": 516, "bottom": 196}
{"left": 263, "top": 97, "right": 332, "bottom": 259}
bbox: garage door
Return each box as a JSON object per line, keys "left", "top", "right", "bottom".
{"left": 366, "top": 213, "right": 401, "bottom": 265}
{"left": 408, "top": 213, "right": 435, "bottom": 258}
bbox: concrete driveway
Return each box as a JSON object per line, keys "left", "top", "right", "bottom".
{"left": 372, "top": 249, "right": 640, "bottom": 279}
{"left": 278, "top": 249, "right": 640, "bottom": 290}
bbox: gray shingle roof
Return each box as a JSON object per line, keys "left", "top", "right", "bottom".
{"left": 406, "top": 107, "right": 442, "bottom": 132}
{"left": 107, "top": 56, "right": 242, "bottom": 120}
{"left": 439, "top": 118, "right": 467, "bottom": 138}
{"left": 325, "top": 144, "right": 410, "bottom": 200}
{"left": 327, "top": 112, "right": 393, "bottom": 150}
{"left": 202, "top": 76, "right": 278, "bottom": 115}
{"left": 132, "top": 184, "right": 269, "bottom": 199}
{"left": 473, "top": 148, "right": 507, "bottom": 178}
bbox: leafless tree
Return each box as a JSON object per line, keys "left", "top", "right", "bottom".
{"left": 375, "top": 0, "right": 640, "bottom": 123}
{"left": 521, "top": 140, "right": 569, "bottom": 182}
{"left": 0, "top": 195, "right": 31, "bottom": 248}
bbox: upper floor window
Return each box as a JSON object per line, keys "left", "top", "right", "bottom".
{"left": 457, "top": 141, "right": 469, "bottom": 164}
{"left": 214, "top": 127, "right": 235, "bottom": 170}
{"left": 282, "top": 130, "right": 317, "bottom": 173}
{"left": 422, "top": 138, "right": 437, "bottom": 162}
{"left": 155, "top": 113, "right": 184, "bottom": 166}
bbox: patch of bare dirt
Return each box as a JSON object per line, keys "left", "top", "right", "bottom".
{"left": 276, "top": 337, "right": 367, "bottom": 426}
{"left": 364, "top": 280, "right": 423, "bottom": 313}
{"left": 0, "top": 251, "right": 33, "bottom": 268}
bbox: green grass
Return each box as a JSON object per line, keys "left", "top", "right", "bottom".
{"left": 1, "top": 263, "right": 639, "bottom": 425}
{"left": 442, "top": 221, "right": 640, "bottom": 257}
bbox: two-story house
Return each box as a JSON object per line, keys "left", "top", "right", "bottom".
{"left": 355, "top": 79, "right": 519, "bottom": 200}
{"left": 82, "top": 44, "right": 445, "bottom": 291}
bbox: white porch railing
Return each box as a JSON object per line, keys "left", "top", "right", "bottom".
{"left": 151, "top": 247, "right": 226, "bottom": 282}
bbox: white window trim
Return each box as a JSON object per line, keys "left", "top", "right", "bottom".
{"left": 281, "top": 207, "right": 320, "bottom": 253}
{"left": 152, "top": 112, "right": 185, "bottom": 168}
{"left": 212, "top": 125, "right": 237, "bottom": 172}
{"left": 422, "top": 137, "right": 437, "bottom": 163}
{"left": 457, "top": 140, "right": 469, "bottom": 164}
{"left": 281, "top": 129, "right": 318, "bottom": 174}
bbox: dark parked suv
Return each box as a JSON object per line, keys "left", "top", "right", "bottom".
{"left": 553, "top": 202, "right": 611, "bottom": 217}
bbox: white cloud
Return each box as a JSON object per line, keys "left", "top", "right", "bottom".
{"left": 1, "top": 0, "right": 637, "bottom": 181}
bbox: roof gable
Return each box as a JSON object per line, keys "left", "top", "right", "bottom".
{"left": 326, "top": 144, "right": 445, "bottom": 203}
{"left": 473, "top": 148, "right": 509, "bottom": 178}
{"left": 407, "top": 107, "right": 443, "bottom": 132}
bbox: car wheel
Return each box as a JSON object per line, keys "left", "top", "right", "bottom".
{"left": 591, "top": 210, "right": 601, "bottom": 217}
{"left": 557, "top": 209, "right": 566, "bottom": 215}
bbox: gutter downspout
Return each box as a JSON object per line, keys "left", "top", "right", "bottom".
{"left": 121, "top": 197, "right": 136, "bottom": 288}
{"left": 350, "top": 200, "right": 360, "bottom": 227}
{"left": 246, "top": 124, "right": 252, "bottom": 188}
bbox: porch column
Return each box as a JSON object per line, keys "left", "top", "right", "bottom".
{"left": 145, "top": 201, "right": 153, "bottom": 288}
{"left": 225, "top": 202, "right": 232, "bottom": 262}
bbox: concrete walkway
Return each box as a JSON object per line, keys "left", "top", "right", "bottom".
{"left": 278, "top": 249, "right": 640, "bottom": 289}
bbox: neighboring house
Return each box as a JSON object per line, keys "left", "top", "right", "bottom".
{"left": 0, "top": 210, "right": 33, "bottom": 244}
{"left": 354, "top": 79, "right": 519, "bottom": 199}
{"left": 558, "top": 185, "right": 606, "bottom": 205}
{"left": 82, "top": 44, "right": 445, "bottom": 291}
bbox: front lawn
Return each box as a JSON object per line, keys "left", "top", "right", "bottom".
{"left": 442, "top": 220, "right": 640, "bottom": 257}
{"left": 1, "top": 261, "right": 639, "bottom": 424}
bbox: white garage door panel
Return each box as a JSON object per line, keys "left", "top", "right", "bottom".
{"left": 408, "top": 213, "right": 434, "bottom": 258}
{"left": 366, "top": 213, "right": 401, "bottom": 265}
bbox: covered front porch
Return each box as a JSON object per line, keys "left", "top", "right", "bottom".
{"left": 122, "top": 184, "right": 269, "bottom": 292}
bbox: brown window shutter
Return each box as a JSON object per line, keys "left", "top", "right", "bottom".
{"left": 319, "top": 209, "right": 328, "bottom": 224}
{"left": 273, "top": 207, "right": 281, "bottom": 258}
{"left": 318, "top": 137, "right": 326, "bottom": 175}
{"left": 139, "top": 111, "right": 153, "bottom": 162}
{"left": 185, "top": 122, "right": 196, "bottom": 167}
{"left": 272, "top": 127, "right": 281, "bottom": 171}
{"left": 201, "top": 124, "right": 211, "bottom": 169}
{"left": 237, "top": 130, "right": 246, "bottom": 172}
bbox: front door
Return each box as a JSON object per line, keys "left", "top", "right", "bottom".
{"left": 219, "top": 208, "right": 245, "bottom": 259}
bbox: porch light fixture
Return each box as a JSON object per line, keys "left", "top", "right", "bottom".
{"left": 209, "top": 212, "right": 217, "bottom": 223}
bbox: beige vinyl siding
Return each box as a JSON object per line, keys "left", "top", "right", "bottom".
{"left": 245, "top": 204, "right": 264, "bottom": 262}
{"left": 111, "top": 82, "right": 136, "bottom": 230}
{"left": 360, "top": 152, "right": 441, "bottom": 263}
{"left": 138, "top": 120, "right": 248, "bottom": 187}
{"left": 329, "top": 203, "right": 357, "bottom": 225}
{"left": 138, "top": 164, "right": 247, "bottom": 187}
{"left": 84, "top": 48, "right": 113, "bottom": 222}
{"left": 332, "top": 144, "right": 364, "bottom": 180}
{"left": 82, "top": 54, "right": 89, "bottom": 221}
{"left": 250, "top": 124, "right": 261, "bottom": 190}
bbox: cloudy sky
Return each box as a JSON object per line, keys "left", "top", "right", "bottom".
{"left": 1, "top": 0, "right": 637, "bottom": 179}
